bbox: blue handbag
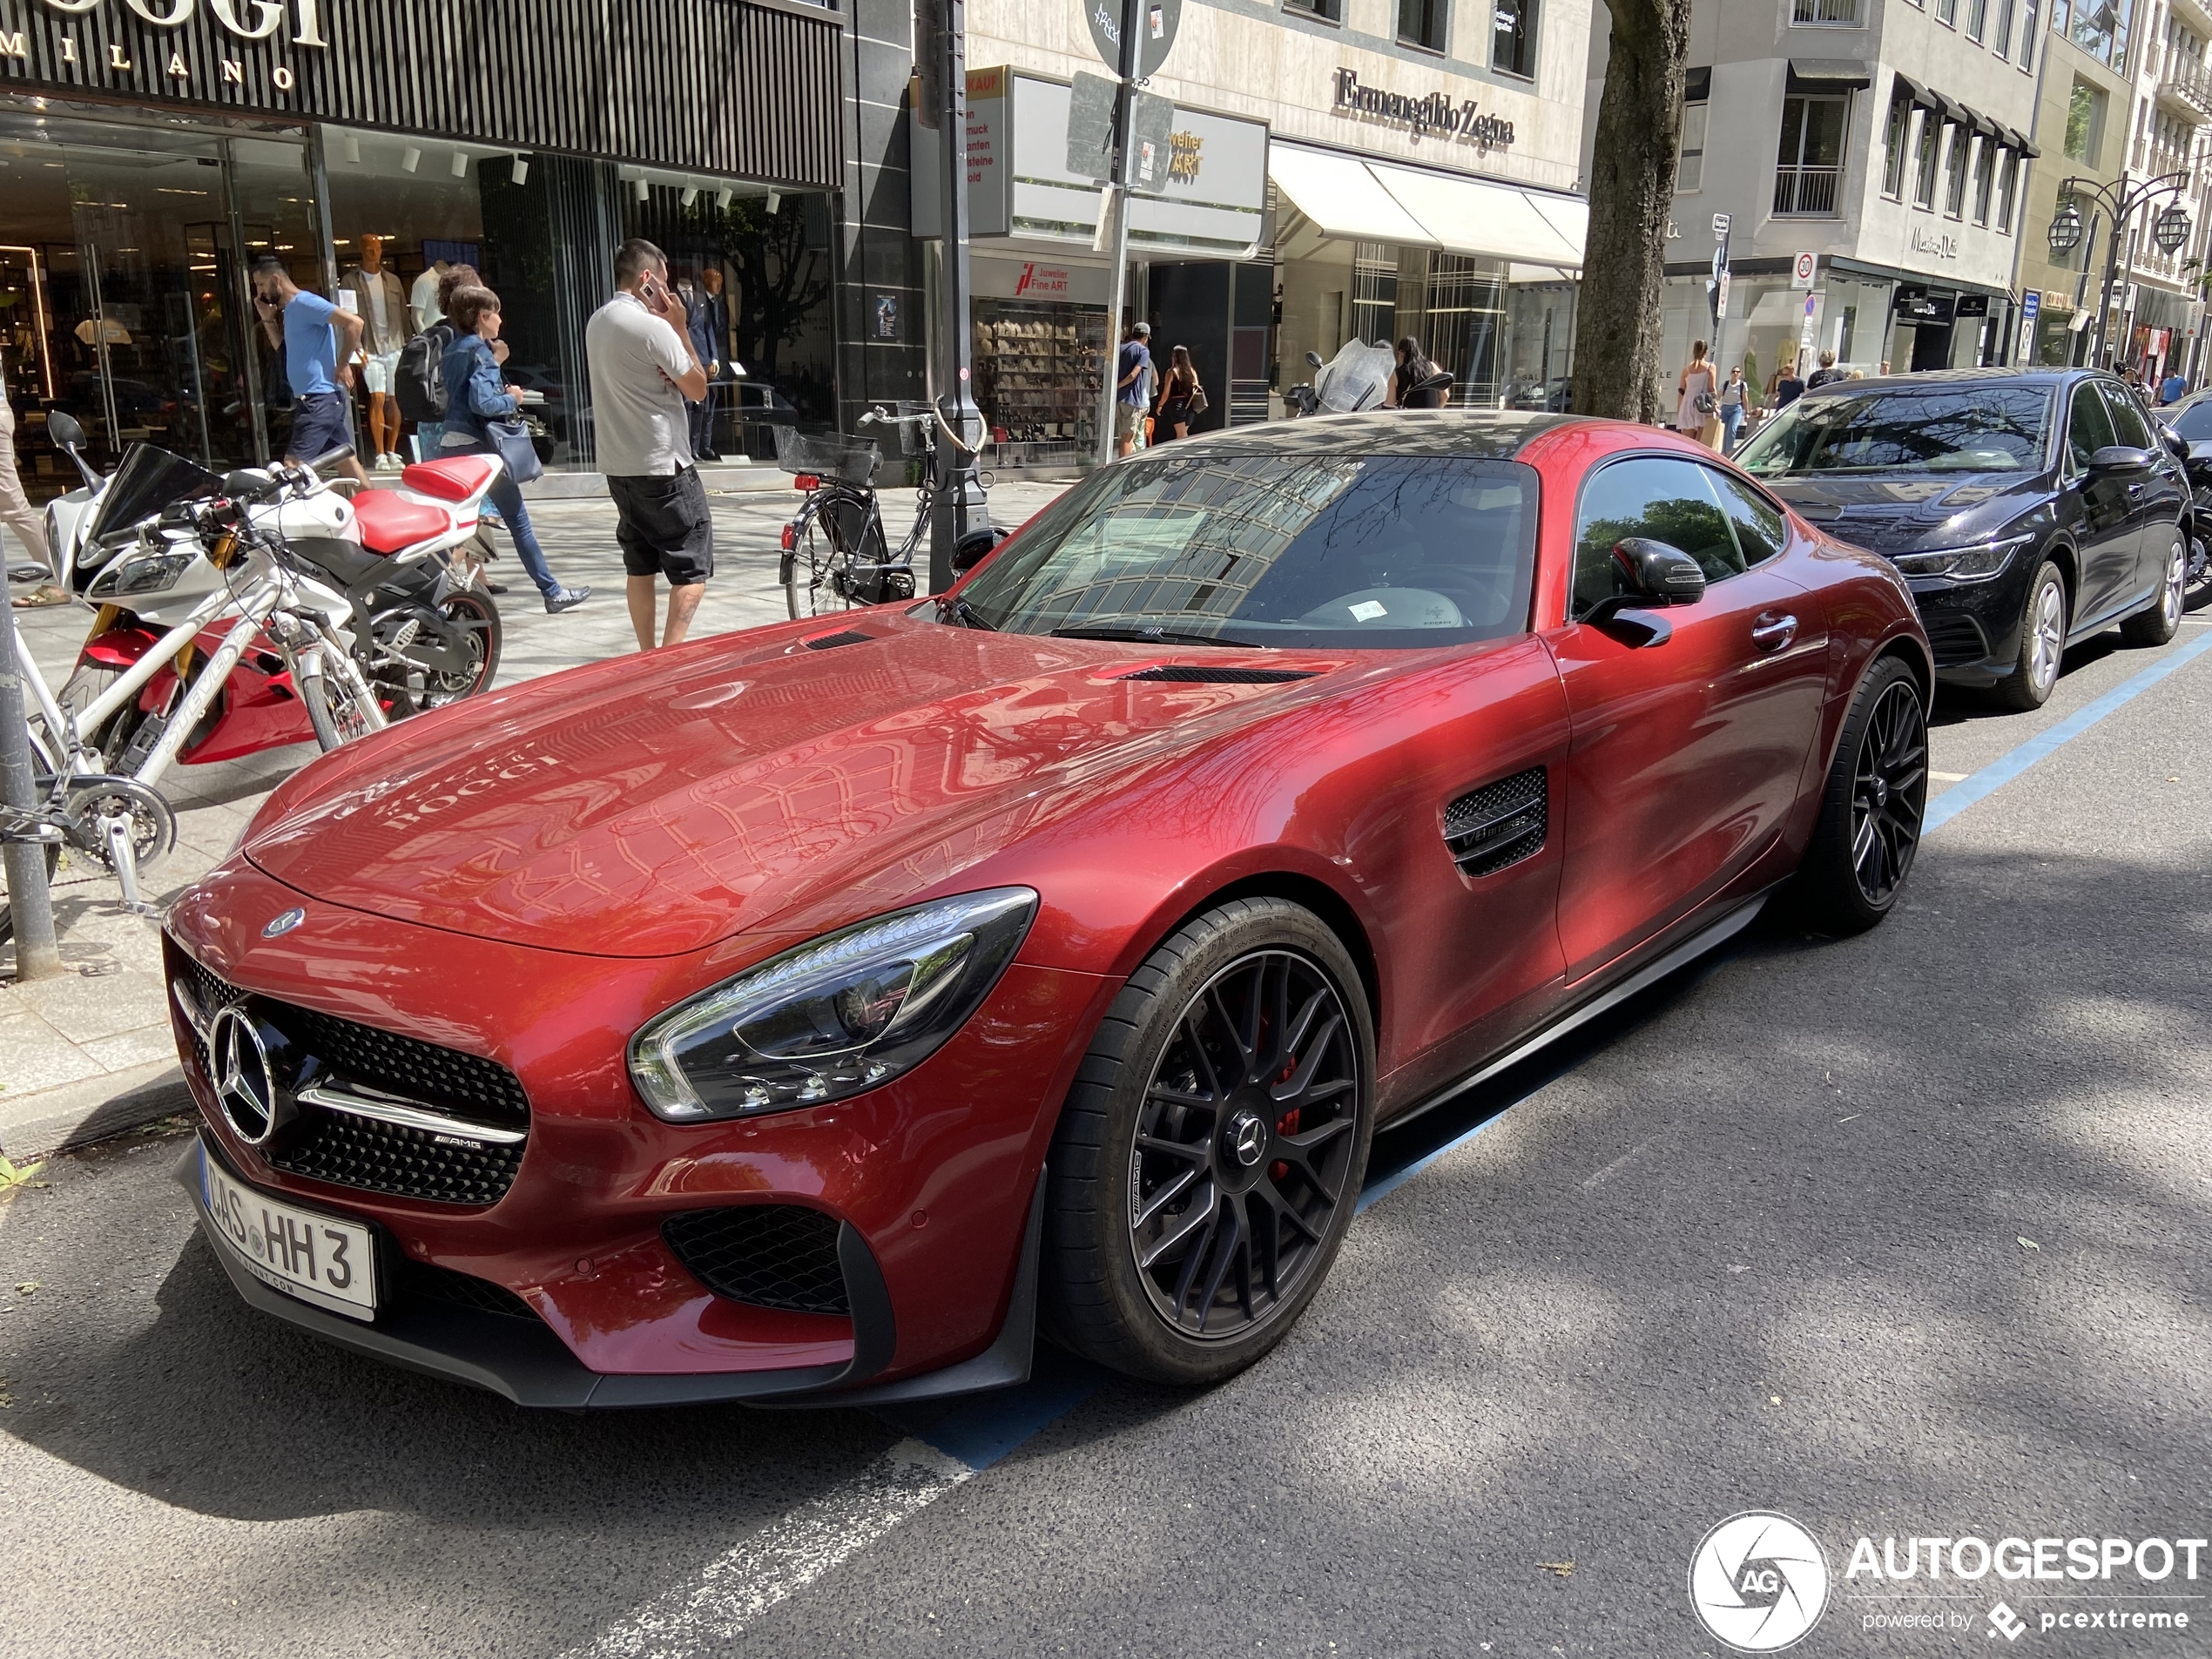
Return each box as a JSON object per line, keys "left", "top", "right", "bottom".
{"left": 485, "top": 415, "right": 543, "bottom": 486}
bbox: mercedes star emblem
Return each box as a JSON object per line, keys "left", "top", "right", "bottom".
{"left": 262, "top": 907, "right": 306, "bottom": 939}
{"left": 209, "top": 1005, "right": 280, "bottom": 1144}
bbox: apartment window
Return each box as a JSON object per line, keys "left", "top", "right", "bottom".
{"left": 1967, "top": 0, "right": 1988, "bottom": 38}
{"left": 1993, "top": 0, "right": 2015, "bottom": 57}
{"left": 1972, "top": 137, "right": 1997, "bottom": 222}
{"left": 1913, "top": 108, "right": 1943, "bottom": 206}
{"left": 1285, "top": 0, "right": 1344, "bottom": 20}
{"left": 1492, "top": 0, "right": 1537, "bottom": 77}
{"left": 1791, "top": 0, "right": 1863, "bottom": 21}
{"left": 1776, "top": 92, "right": 1850, "bottom": 214}
{"left": 1677, "top": 100, "right": 1709, "bottom": 192}
{"left": 1399, "top": 0, "right": 1448, "bottom": 51}
{"left": 2065, "top": 78, "right": 2106, "bottom": 164}
{"left": 1995, "top": 149, "right": 2020, "bottom": 232}
{"left": 1945, "top": 129, "right": 1973, "bottom": 216}
{"left": 2071, "top": 0, "right": 2132, "bottom": 71}
{"left": 1936, "top": 0, "right": 1958, "bottom": 24}
{"left": 2020, "top": 0, "right": 2040, "bottom": 67}
{"left": 1882, "top": 86, "right": 1913, "bottom": 196}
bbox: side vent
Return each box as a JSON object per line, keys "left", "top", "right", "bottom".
{"left": 1443, "top": 767, "right": 1548, "bottom": 878}
{"left": 804, "top": 630, "right": 873, "bottom": 651}
{"left": 1117, "top": 664, "right": 1317, "bottom": 684}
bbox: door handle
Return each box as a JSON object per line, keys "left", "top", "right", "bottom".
{"left": 1750, "top": 611, "right": 1797, "bottom": 652}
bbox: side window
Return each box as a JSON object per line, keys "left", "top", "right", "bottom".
{"left": 1705, "top": 469, "right": 1791, "bottom": 568}
{"left": 2099, "top": 381, "right": 2153, "bottom": 449}
{"left": 1572, "top": 457, "right": 1740, "bottom": 617}
{"left": 2066, "top": 385, "right": 2115, "bottom": 472}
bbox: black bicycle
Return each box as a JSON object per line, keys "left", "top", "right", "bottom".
{"left": 775, "top": 405, "right": 999, "bottom": 617}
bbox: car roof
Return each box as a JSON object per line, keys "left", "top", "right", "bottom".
{"left": 1797, "top": 367, "right": 2096, "bottom": 396}
{"left": 1160, "top": 409, "right": 1581, "bottom": 461}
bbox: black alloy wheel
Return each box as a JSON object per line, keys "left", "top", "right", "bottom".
{"left": 1128, "top": 948, "right": 1362, "bottom": 1341}
{"left": 1850, "top": 677, "right": 1928, "bottom": 908}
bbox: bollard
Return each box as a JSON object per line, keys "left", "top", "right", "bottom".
{"left": 0, "top": 611, "right": 62, "bottom": 981}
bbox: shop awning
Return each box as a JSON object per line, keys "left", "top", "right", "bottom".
{"left": 1267, "top": 144, "right": 1437, "bottom": 247}
{"left": 1788, "top": 58, "right": 1873, "bottom": 90}
{"left": 1268, "top": 143, "right": 1586, "bottom": 270}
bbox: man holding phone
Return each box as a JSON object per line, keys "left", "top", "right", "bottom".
{"left": 585, "top": 238, "right": 713, "bottom": 651}
{"left": 250, "top": 256, "right": 368, "bottom": 485}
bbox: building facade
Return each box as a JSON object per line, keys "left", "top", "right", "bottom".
{"left": 2100, "top": 0, "right": 2212, "bottom": 383}
{"left": 0, "top": 0, "right": 845, "bottom": 488}
{"left": 1589, "top": 0, "right": 2043, "bottom": 412}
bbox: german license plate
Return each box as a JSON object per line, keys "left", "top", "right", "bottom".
{"left": 198, "top": 1144, "right": 376, "bottom": 1322}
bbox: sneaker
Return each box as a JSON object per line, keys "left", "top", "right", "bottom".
{"left": 374, "top": 453, "right": 399, "bottom": 472}
{"left": 543, "top": 585, "right": 590, "bottom": 614}
{"left": 486, "top": 582, "right": 509, "bottom": 596}
{"left": 385, "top": 452, "right": 406, "bottom": 471}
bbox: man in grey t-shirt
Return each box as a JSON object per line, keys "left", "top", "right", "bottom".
{"left": 584, "top": 238, "right": 712, "bottom": 650}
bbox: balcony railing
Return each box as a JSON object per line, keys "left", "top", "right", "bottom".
{"left": 2158, "top": 57, "right": 2212, "bottom": 122}
{"left": 1791, "top": 0, "right": 1863, "bottom": 21}
{"left": 1774, "top": 165, "right": 1843, "bottom": 215}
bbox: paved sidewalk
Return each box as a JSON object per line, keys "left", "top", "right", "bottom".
{"left": 0, "top": 477, "right": 1071, "bottom": 1161}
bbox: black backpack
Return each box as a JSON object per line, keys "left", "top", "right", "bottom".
{"left": 395, "top": 321, "right": 453, "bottom": 422}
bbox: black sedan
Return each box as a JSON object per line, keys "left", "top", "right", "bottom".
{"left": 1736, "top": 368, "right": 2189, "bottom": 709}
{"left": 2153, "top": 388, "right": 2212, "bottom": 603}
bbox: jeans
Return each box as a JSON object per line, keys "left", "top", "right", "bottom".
{"left": 415, "top": 421, "right": 442, "bottom": 462}
{"left": 442, "top": 435, "right": 560, "bottom": 597}
{"left": 1719, "top": 406, "right": 1744, "bottom": 455}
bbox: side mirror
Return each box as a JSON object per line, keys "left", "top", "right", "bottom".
{"left": 1613, "top": 536, "right": 1709, "bottom": 605}
{"left": 46, "top": 410, "right": 85, "bottom": 450}
{"left": 2088, "top": 443, "right": 2155, "bottom": 475}
{"left": 1305, "top": 351, "right": 1325, "bottom": 369}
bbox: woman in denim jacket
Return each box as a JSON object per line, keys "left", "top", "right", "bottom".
{"left": 439, "top": 285, "right": 589, "bottom": 613}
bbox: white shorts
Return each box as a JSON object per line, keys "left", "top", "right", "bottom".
{"left": 361, "top": 349, "right": 402, "bottom": 395}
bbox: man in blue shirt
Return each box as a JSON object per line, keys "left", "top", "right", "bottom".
{"left": 1114, "top": 321, "right": 1152, "bottom": 458}
{"left": 2161, "top": 368, "right": 2188, "bottom": 406}
{"left": 251, "top": 256, "right": 368, "bottom": 483}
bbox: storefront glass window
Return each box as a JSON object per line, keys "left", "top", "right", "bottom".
{"left": 973, "top": 300, "right": 1107, "bottom": 464}
{"left": 1352, "top": 243, "right": 1399, "bottom": 347}
{"left": 1420, "top": 253, "right": 1507, "bottom": 406}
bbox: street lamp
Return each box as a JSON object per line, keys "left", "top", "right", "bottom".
{"left": 2155, "top": 202, "right": 2192, "bottom": 254}
{"left": 2047, "top": 199, "right": 2084, "bottom": 256}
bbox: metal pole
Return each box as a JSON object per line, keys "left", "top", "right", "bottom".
{"left": 2070, "top": 212, "right": 2100, "bottom": 367}
{"left": 0, "top": 616, "right": 61, "bottom": 981}
{"left": 1095, "top": 0, "right": 1144, "bottom": 470}
{"left": 927, "top": 0, "right": 988, "bottom": 594}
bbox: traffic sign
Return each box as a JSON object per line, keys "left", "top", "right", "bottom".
{"left": 2017, "top": 291, "right": 2041, "bottom": 361}
{"left": 1791, "top": 251, "right": 1817, "bottom": 289}
{"left": 1716, "top": 268, "right": 1731, "bottom": 320}
{"left": 1712, "top": 212, "right": 1731, "bottom": 239}
{"left": 1067, "top": 71, "right": 1116, "bottom": 181}
{"left": 1085, "top": 0, "right": 1181, "bottom": 78}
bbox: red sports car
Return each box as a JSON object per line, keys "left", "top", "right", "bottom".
{"left": 165, "top": 413, "right": 1932, "bottom": 1405}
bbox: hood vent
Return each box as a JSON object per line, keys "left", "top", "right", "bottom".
{"left": 1118, "top": 664, "right": 1317, "bottom": 685}
{"left": 1443, "top": 767, "right": 1548, "bottom": 878}
{"left": 803, "top": 630, "right": 873, "bottom": 651}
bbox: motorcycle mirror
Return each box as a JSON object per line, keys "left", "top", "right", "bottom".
{"left": 1305, "top": 351, "right": 1325, "bottom": 369}
{"left": 45, "top": 410, "right": 86, "bottom": 450}
{"left": 219, "top": 468, "right": 274, "bottom": 500}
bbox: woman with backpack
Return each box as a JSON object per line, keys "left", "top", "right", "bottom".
{"left": 397, "top": 263, "right": 483, "bottom": 461}
{"left": 439, "top": 284, "right": 590, "bottom": 614}
{"left": 1676, "top": 341, "right": 1719, "bottom": 449}
{"left": 1152, "top": 345, "right": 1204, "bottom": 442}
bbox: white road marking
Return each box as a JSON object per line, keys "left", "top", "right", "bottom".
{"left": 571, "top": 1439, "right": 973, "bottom": 1658}
{"left": 1929, "top": 771, "right": 1970, "bottom": 782}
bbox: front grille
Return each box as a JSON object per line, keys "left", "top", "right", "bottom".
{"left": 398, "top": 1258, "right": 539, "bottom": 1321}
{"left": 1118, "top": 664, "right": 1316, "bottom": 684}
{"left": 1443, "top": 766, "right": 1548, "bottom": 878}
{"left": 166, "top": 942, "right": 529, "bottom": 1206}
{"left": 1922, "top": 611, "right": 1988, "bottom": 669}
{"left": 663, "top": 1205, "right": 849, "bottom": 1316}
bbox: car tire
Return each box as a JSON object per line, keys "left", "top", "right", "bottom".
{"left": 2120, "top": 529, "right": 2186, "bottom": 648}
{"left": 1789, "top": 654, "right": 1928, "bottom": 937}
{"left": 1993, "top": 559, "right": 2068, "bottom": 711}
{"left": 1042, "top": 897, "right": 1376, "bottom": 1386}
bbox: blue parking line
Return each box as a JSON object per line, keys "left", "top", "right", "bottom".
{"left": 1925, "top": 629, "right": 2212, "bottom": 836}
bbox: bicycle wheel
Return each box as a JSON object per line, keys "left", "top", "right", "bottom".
{"left": 784, "top": 519, "right": 858, "bottom": 619}
{"left": 300, "top": 651, "right": 383, "bottom": 752}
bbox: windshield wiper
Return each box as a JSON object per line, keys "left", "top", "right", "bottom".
{"left": 1049, "top": 624, "right": 1260, "bottom": 649}
{"left": 937, "top": 596, "right": 997, "bottom": 631}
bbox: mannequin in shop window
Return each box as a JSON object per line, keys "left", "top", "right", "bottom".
{"left": 341, "top": 233, "right": 410, "bottom": 471}
{"left": 411, "top": 258, "right": 449, "bottom": 334}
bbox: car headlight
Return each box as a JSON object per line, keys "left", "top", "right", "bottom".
{"left": 1891, "top": 535, "right": 2032, "bottom": 583}
{"left": 628, "top": 887, "right": 1038, "bottom": 1123}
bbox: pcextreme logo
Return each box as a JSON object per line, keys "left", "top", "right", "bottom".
{"left": 1689, "top": 1512, "right": 1831, "bottom": 1652}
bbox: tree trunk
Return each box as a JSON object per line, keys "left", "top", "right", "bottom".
{"left": 1578, "top": 0, "right": 1694, "bottom": 424}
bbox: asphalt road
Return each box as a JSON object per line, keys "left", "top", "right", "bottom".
{"left": 2, "top": 610, "right": 2209, "bottom": 1659}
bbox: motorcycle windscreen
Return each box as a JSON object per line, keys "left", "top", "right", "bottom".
{"left": 83, "top": 445, "right": 220, "bottom": 545}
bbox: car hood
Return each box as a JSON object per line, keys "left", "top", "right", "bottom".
{"left": 1764, "top": 471, "right": 2047, "bottom": 554}
{"left": 244, "top": 617, "right": 1343, "bottom": 958}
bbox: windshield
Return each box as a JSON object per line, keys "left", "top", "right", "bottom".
{"left": 84, "top": 443, "right": 219, "bottom": 543}
{"left": 1736, "top": 387, "right": 2052, "bottom": 476}
{"left": 954, "top": 452, "right": 1538, "bottom": 649}
{"left": 2169, "top": 399, "right": 2212, "bottom": 442}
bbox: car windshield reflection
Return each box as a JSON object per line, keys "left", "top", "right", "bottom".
{"left": 953, "top": 453, "right": 1540, "bottom": 649}
{"left": 1737, "top": 387, "right": 2053, "bottom": 476}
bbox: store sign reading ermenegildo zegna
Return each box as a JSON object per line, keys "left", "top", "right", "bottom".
{"left": 7, "top": 0, "right": 327, "bottom": 90}
{"left": 1332, "top": 67, "right": 1514, "bottom": 151}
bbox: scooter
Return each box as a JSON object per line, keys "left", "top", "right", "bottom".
{"left": 43, "top": 414, "right": 502, "bottom": 774}
{"left": 1284, "top": 341, "right": 1400, "bottom": 417}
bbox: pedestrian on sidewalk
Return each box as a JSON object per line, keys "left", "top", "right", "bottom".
{"left": 584, "top": 238, "right": 713, "bottom": 651}
{"left": 1717, "top": 366, "right": 1748, "bottom": 455}
{"left": 250, "top": 256, "right": 368, "bottom": 485}
{"left": 1153, "top": 345, "right": 1204, "bottom": 441}
{"left": 1806, "top": 349, "right": 1844, "bottom": 390}
{"left": 1676, "top": 341, "right": 1720, "bottom": 449}
{"left": 1768, "top": 356, "right": 1805, "bottom": 413}
{"left": 439, "top": 284, "right": 589, "bottom": 614}
{"left": 1114, "top": 322, "right": 1152, "bottom": 458}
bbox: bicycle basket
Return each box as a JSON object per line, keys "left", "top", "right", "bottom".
{"left": 772, "top": 426, "right": 881, "bottom": 485}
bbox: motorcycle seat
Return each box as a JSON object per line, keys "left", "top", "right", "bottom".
{"left": 353, "top": 489, "right": 451, "bottom": 554}
{"left": 401, "top": 455, "right": 499, "bottom": 503}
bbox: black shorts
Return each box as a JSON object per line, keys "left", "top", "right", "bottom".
{"left": 608, "top": 468, "right": 714, "bottom": 585}
{"left": 286, "top": 392, "right": 354, "bottom": 465}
